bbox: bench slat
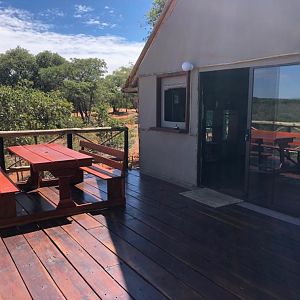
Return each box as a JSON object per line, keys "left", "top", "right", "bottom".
{"left": 80, "top": 150, "right": 124, "bottom": 171}
{"left": 80, "top": 141, "right": 124, "bottom": 160}
{"left": 81, "top": 166, "right": 115, "bottom": 180}
{"left": 0, "top": 170, "right": 19, "bottom": 194}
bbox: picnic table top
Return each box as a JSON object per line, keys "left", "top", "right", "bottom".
{"left": 7, "top": 143, "right": 93, "bottom": 171}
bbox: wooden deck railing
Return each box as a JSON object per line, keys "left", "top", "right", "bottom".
{"left": 252, "top": 120, "right": 300, "bottom": 132}
{"left": 0, "top": 127, "right": 129, "bottom": 173}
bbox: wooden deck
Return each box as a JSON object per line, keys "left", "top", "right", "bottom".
{"left": 0, "top": 170, "right": 299, "bottom": 299}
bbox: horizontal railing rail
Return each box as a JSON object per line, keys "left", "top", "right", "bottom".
{"left": 0, "top": 127, "right": 128, "bottom": 138}
{"left": 252, "top": 120, "right": 300, "bottom": 133}
{"left": 0, "top": 127, "right": 129, "bottom": 173}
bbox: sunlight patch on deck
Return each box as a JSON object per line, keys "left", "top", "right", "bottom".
{"left": 180, "top": 188, "right": 243, "bottom": 208}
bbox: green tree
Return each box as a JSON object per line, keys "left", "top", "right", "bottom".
{"left": 103, "top": 66, "right": 135, "bottom": 113}
{"left": 38, "top": 62, "right": 70, "bottom": 92}
{"left": 147, "top": 0, "right": 167, "bottom": 32}
{"left": 36, "top": 51, "right": 66, "bottom": 69}
{"left": 0, "top": 85, "right": 73, "bottom": 131}
{"left": 62, "top": 58, "right": 107, "bottom": 123}
{"left": 0, "top": 47, "right": 37, "bottom": 87}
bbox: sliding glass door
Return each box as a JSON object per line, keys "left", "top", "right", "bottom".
{"left": 199, "top": 64, "right": 300, "bottom": 217}
{"left": 248, "top": 64, "right": 300, "bottom": 217}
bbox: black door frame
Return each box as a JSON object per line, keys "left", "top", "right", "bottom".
{"left": 197, "top": 67, "right": 253, "bottom": 197}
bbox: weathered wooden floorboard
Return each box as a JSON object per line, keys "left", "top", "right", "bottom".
{"left": 79, "top": 179, "right": 300, "bottom": 299}
{"left": 89, "top": 211, "right": 240, "bottom": 300}
{"left": 90, "top": 212, "right": 276, "bottom": 300}
{"left": 1, "top": 171, "right": 299, "bottom": 300}
{"left": 107, "top": 210, "right": 300, "bottom": 300}
{"left": 87, "top": 223, "right": 204, "bottom": 300}
{"left": 24, "top": 228, "right": 100, "bottom": 300}
{"left": 42, "top": 222, "right": 131, "bottom": 300}
{"left": 126, "top": 191, "right": 300, "bottom": 268}
{"left": 126, "top": 173, "right": 300, "bottom": 241}
{"left": 123, "top": 184, "right": 300, "bottom": 265}
{"left": 63, "top": 214, "right": 168, "bottom": 300}
{"left": 85, "top": 178, "right": 300, "bottom": 260}
{"left": 4, "top": 233, "right": 65, "bottom": 300}
{"left": 120, "top": 200, "right": 300, "bottom": 276}
{"left": 0, "top": 238, "right": 32, "bottom": 300}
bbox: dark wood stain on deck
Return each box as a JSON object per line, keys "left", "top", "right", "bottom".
{"left": 0, "top": 170, "right": 299, "bottom": 299}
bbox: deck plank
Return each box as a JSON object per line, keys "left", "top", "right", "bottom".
{"left": 91, "top": 212, "right": 271, "bottom": 300}
{"left": 0, "top": 238, "right": 32, "bottom": 300}
{"left": 88, "top": 223, "right": 205, "bottom": 300}
{"left": 63, "top": 216, "right": 168, "bottom": 300}
{"left": 82, "top": 179, "right": 299, "bottom": 299}
{"left": 122, "top": 185, "right": 300, "bottom": 265}
{"left": 4, "top": 233, "right": 65, "bottom": 300}
{"left": 42, "top": 223, "right": 131, "bottom": 300}
{"left": 24, "top": 228, "right": 100, "bottom": 300}
{"left": 110, "top": 211, "right": 300, "bottom": 299}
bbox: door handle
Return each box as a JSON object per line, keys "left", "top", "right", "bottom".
{"left": 245, "top": 129, "right": 251, "bottom": 142}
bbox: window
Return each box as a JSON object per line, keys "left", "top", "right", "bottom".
{"left": 158, "top": 75, "right": 189, "bottom": 130}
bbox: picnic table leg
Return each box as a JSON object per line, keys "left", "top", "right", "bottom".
{"left": 279, "top": 148, "right": 284, "bottom": 168}
{"left": 56, "top": 175, "right": 76, "bottom": 209}
{"left": 18, "top": 166, "right": 41, "bottom": 191}
{"left": 71, "top": 169, "right": 84, "bottom": 185}
{"left": 297, "top": 152, "right": 300, "bottom": 173}
{"left": 256, "top": 140, "right": 264, "bottom": 169}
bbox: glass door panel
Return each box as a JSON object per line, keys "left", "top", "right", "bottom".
{"left": 249, "top": 65, "right": 300, "bottom": 217}
{"left": 200, "top": 68, "right": 250, "bottom": 198}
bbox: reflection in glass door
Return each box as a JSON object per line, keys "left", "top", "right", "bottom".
{"left": 200, "top": 68, "right": 250, "bottom": 198}
{"left": 249, "top": 65, "right": 300, "bottom": 217}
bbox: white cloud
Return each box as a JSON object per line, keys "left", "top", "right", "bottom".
{"left": 0, "top": 7, "right": 143, "bottom": 73}
{"left": 38, "top": 8, "right": 65, "bottom": 18}
{"left": 85, "top": 18, "right": 101, "bottom": 25}
{"left": 74, "top": 4, "right": 93, "bottom": 14}
{"left": 104, "top": 6, "right": 110, "bottom": 9}
{"left": 84, "top": 19, "right": 113, "bottom": 29}
{"left": 0, "top": 7, "right": 50, "bottom": 31}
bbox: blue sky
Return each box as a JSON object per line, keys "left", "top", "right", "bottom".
{"left": 254, "top": 65, "right": 300, "bottom": 99}
{"left": 0, "top": 0, "right": 152, "bottom": 72}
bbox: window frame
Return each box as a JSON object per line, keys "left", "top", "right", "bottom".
{"left": 156, "top": 72, "right": 191, "bottom": 133}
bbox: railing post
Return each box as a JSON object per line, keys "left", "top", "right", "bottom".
{"left": 0, "top": 137, "right": 6, "bottom": 171}
{"left": 124, "top": 127, "right": 129, "bottom": 171}
{"left": 67, "top": 133, "right": 73, "bottom": 149}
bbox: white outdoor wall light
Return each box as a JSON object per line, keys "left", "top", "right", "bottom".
{"left": 181, "top": 61, "right": 194, "bottom": 72}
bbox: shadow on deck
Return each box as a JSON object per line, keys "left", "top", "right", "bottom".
{"left": 0, "top": 170, "right": 299, "bottom": 299}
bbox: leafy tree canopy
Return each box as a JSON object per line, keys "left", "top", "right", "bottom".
{"left": 38, "top": 63, "right": 70, "bottom": 92}
{"left": 69, "top": 58, "right": 107, "bottom": 83}
{"left": 62, "top": 58, "right": 107, "bottom": 123}
{"left": 0, "top": 47, "right": 37, "bottom": 87}
{"left": 0, "top": 85, "right": 74, "bottom": 131}
{"left": 103, "top": 66, "right": 136, "bottom": 113}
{"left": 146, "top": 0, "right": 167, "bottom": 32}
{"left": 36, "top": 51, "right": 66, "bottom": 69}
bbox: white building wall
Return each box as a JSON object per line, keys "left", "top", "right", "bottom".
{"left": 137, "top": 0, "right": 300, "bottom": 186}
{"left": 139, "top": 72, "right": 199, "bottom": 186}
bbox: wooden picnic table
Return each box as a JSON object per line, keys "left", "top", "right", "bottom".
{"left": 7, "top": 144, "right": 93, "bottom": 208}
{"left": 251, "top": 130, "right": 300, "bottom": 169}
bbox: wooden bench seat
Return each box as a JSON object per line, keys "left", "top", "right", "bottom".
{"left": 79, "top": 141, "right": 126, "bottom": 205}
{"left": 0, "top": 169, "right": 19, "bottom": 218}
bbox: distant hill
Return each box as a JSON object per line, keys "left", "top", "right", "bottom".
{"left": 252, "top": 97, "right": 300, "bottom": 122}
